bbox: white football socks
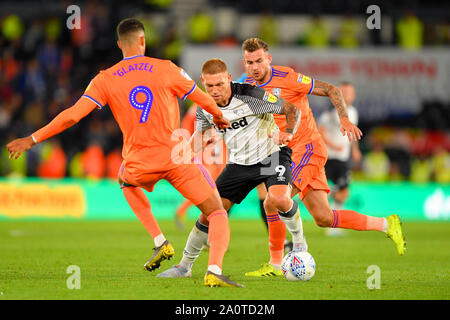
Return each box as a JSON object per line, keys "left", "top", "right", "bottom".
{"left": 278, "top": 200, "right": 306, "bottom": 247}
{"left": 154, "top": 234, "right": 166, "bottom": 247}
{"left": 179, "top": 221, "right": 208, "bottom": 271}
{"left": 382, "top": 218, "right": 388, "bottom": 233}
{"left": 207, "top": 264, "right": 222, "bottom": 275}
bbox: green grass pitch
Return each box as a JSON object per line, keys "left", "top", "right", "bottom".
{"left": 0, "top": 219, "right": 448, "bottom": 300}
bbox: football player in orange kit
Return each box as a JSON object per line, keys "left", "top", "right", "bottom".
{"left": 175, "top": 104, "right": 228, "bottom": 230}
{"left": 6, "top": 18, "right": 243, "bottom": 288}
{"left": 242, "top": 38, "right": 406, "bottom": 276}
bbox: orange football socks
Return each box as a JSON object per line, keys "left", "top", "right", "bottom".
{"left": 332, "top": 209, "right": 386, "bottom": 232}
{"left": 206, "top": 210, "right": 230, "bottom": 273}
{"left": 266, "top": 212, "right": 286, "bottom": 266}
{"left": 122, "top": 186, "right": 164, "bottom": 242}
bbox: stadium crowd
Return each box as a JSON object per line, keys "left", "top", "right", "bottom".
{"left": 0, "top": 0, "right": 449, "bottom": 183}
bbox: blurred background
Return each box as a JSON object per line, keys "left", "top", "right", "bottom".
{"left": 0, "top": 0, "right": 449, "bottom": 221}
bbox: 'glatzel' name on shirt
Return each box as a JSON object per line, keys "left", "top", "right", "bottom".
{"left": 113, "top": 63, "right": 153, "bottom": 77}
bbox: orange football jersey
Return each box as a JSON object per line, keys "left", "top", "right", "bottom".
{"left": 83, "top": 55, "right": 197, "bottom": 173}
{"left": 245, "top": 65, "right": 322, "bottom": 147}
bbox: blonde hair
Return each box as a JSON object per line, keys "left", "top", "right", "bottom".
{"left": 201, "top": 58, "right": 228, "bottom": 75}
{"left": 242, "top": 38, "right": 269, "bottom": 53}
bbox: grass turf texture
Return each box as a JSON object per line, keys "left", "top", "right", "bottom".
{"left": 0, "top": 220, "right": 448, "bottom": 300}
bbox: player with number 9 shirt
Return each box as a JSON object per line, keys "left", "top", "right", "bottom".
{"left": 6, "top": 18, "right": 244, "bottom": 288}
{"left": 157, "top": 58, "right": 306, "bottom": 279}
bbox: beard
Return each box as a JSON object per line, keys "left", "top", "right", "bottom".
{"left": 250, "top": 68, "right": 269, "bottom": 82}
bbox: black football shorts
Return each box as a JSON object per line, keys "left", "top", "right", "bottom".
{"left": 215, "top": 146, "right": 292, "bottom": 204}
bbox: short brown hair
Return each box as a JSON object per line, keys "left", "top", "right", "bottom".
{"left": 201, "top": 58, "right": 228, "bottom": 75}
{"left": 116, "top": 18, "right": 145, "bottom": 40}
{"left": 242, "top": 38, "right": 269, "bottom": 53}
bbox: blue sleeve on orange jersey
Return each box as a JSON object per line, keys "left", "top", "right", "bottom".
{"left": 168, "top": 61, "right": 197, "bottom": 100}
{"left": 82, "top": 72, "right": 108, "bottom": 109}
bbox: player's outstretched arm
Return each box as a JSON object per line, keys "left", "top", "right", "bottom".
{"left": 310, "top": 80, "right": 362, "bottom": 142}
{"left": 187, "top": 86, "right": 230, "bottom": 129}
{"left": 6, "top": 98, "right": 98, "bottom": 160}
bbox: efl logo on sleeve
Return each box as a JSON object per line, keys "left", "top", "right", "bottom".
{"left": 297, "top": 74, "right": 312, "bottom": 85}
{"left": 263, "top": 91, "right": 278, "bottom": 103}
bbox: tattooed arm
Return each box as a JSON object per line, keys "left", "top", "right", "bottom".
{"left": 311, "top": 80, "right": 362, "bottom": 142}
{"left": 280, "top": 99, "right": 301, "bottom": 135}
{"left": 270, "top": 99, "right": 301, "bottom": 145}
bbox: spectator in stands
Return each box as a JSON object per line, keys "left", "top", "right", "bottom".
{"left": 59, "top": 47, "right": 73, "bottom": 74}
{"left": 81, "top": 143, "right": 105, "bottom": 180}
{"left": 1, "top": 14, "right": 24, "bottom": 42}
{"left": 70, "top": 1, "right": 95, "bottom": 59}
{"left": 435, "top": 19, "right": 450, "bottom": 45}
{"left": 145, "top": 0, "right": 173, "bottom": 11}
{"left": 140, "top": 15, "right": 162, "bottom": 56}
{"left": 36, "top": 139, "right": 67, "bottom": 178}
{"left": 187, "top": 9, "right": 215, "bottom": 43}
{"left": 23, "top": 19, "right": 44, "bottom": 58}
{"left": 52, "top": 74, "right": 72, "bottom": 105}
{"left": 303, "top": 16, "right": 330, "bottom": 48}
{"left": 0, "top": 92, "right": 22, "bottom": 139}
{"left": 38, "top": 37, "right": 62, "bottom": 77}
{"left": 410, "top": 155, "right": 432, "bottom": 183}
{"left": 0, "top": 48, "right": 21, "bottom": 83}
{"left": 162, "top": 21, "right": 183, "bottom": 64}
{"left": 337, "top": 15, "right": 359, "bottom": 48}
{"left": 385, "top": 128, "right": 412, "bottom": 180}
{"left": 258, "top": 12, "right": 279, "bottom": 46}
{"left": 68, "top": 151, "right": 83, "bottom": 178}
{"left": 396, "top": 10, "right": 424, "bottom": 50}
{"left": 105, "top": 147, "right": 123, "bottom": 180}
{"left": 362, "top": 141, "right": 390, "bottom": 182}
{"left": 17, "top": 58, "right": 46, "bottom": 102}
{"left": 44, "top": 17, "right": 62, "bottom": 43}
{"left": 431, "top": 147, "right": 450, "bottom": 183}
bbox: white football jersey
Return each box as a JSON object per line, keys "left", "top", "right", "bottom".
{"left": 318, "top": 105, "right": 358, "bottom": 161}
{"left": 196, "top": 82, "right": 285, "bottom": 165}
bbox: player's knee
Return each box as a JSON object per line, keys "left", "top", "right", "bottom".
{"left": 199, "top": 213, "right": 209, "bottom": 226}
{"left": 313, "top": 211, "right": 333, "bottom": 228}
{"left": 266, "top": 193, "right": 291, "bottom": 213}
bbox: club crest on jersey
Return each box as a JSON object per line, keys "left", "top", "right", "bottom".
{"left": 273, "top": 88, "right": 281, "bottom": 97}
{"left": 297, "top": 74, "right": 312, "bottom": 85}
{"left": 233, "top": 109, "right": 245, "bottom": 116}
{"left": 263, "top": 91, "right": 278, "bottom": 103}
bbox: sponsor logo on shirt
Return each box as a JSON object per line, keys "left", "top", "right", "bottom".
{"left": 214, "top": 117, "right": 248, "bottom": 133}
{"left": 263, "top": 91, "right": 278, "bottom": 103}
{"left": 297, "top": 74, "right": 312, "bottom": 84}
